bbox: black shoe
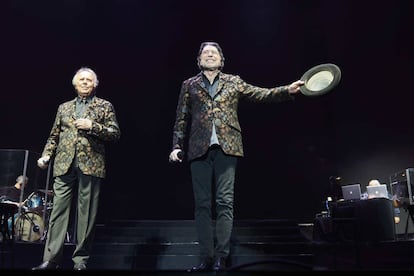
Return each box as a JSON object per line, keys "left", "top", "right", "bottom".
{"left": 74, "top": 263, "right": 87, "bottom": 270}
{"left": 187, "top": 258, "right": 213, "bottom": 272}
{"left": 32, "top": 261, "right": 59, "bottom": 270}
{"left": 212, "top": 257, "right": 227, "bottom": 271}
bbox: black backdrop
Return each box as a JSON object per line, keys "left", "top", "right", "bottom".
{"left": 2, "top": 0, "right": 414, "bottom": 223}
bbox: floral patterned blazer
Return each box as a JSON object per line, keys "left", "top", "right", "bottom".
{"left": 172, "top": 72, "right": 294, "bottom": 161}
{"left": 42, "top": 96, "right": 121, "bottom": 178}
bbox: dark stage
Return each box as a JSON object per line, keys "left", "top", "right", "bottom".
{"left": 2, "top": 0, "right": 414, "bottom": 221}
{"left": 2, "top": 0, "right": 414, "bottom": 272}
{"left": 2, "top": 218, "right": 414, "bottom": 272}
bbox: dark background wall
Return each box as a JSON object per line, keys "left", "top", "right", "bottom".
{"left": 1, "top": 0, "right": 413, "bottom": 223}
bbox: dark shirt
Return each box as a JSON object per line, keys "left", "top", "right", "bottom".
{"left": 0, "top": 186, "right": 22, "bottom": 203}
{"left": 75, "top": 96, "right": 92, "bottom": 119}
{"left": 202, "top": 73, "right": 219, "bottom": 97}
{"left": 201, "top": 73, "right": 220, "bottom": 146}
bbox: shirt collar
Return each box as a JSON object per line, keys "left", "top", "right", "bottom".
{"left": 76, "top": 96, "right": 93, "bottom": 104}
{"left": 201, "top": 71, "right": 220, "bottom": 85}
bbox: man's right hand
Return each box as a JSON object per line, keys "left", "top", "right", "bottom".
{"left": 37, "top": 156, "right": 50, "bottom": 169}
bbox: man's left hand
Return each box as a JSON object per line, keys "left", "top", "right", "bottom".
{"left": 288, "top": 80, "right": 305, "bottom": 94}
{"left": 74, "top": 118, "right": 92, "bottom": 130}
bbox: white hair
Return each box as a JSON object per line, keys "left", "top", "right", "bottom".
{"left": 72, "top": 67, "right": 99, "bottom": 88}
{"left": 368, "top": 179, "right": 381, "bottom": 186}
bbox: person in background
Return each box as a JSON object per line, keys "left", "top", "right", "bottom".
{"left": 0, "top": 175, "right": 29, "bottom": 208}
{"left": 169, "top": 41, "right": 304, "bottom": 271}
{"left": 32, "top": 67, "right": 121, "bottom": 271}
{"left": 363, "top": 179, "right": 400, "bottom": 224}
{"left": 0, "top": 175, "right": 30, "bottom": 241}
{"left": 366, "top": 179, "right": 382, "bottom": 199}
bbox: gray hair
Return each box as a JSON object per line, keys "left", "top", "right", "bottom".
{"left": 72, "top": 67, "right": 99, "bottom": 88}
{"left": 16, "top": 175, "right": 29, "bottom": 184}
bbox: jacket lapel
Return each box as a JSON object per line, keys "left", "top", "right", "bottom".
{"left": 195, "top": 73, "right": 209, "bottom": 96}
{"left": 215, "top": 73, "right": 225, "bottom": 98}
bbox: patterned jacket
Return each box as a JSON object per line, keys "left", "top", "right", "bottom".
{"left": 172, "top": 72, "right": 294, "bottom": 161}
{"left": 42, "top": 96, "right": 121, "bottom": 178}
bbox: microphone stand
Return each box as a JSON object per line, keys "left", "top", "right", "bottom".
{"left": 41, "top": 165, "right": 52, "bottom": 241}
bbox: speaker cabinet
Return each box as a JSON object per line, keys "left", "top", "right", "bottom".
{"left": 389, "top": 168, "right": 414, "bottom": 235}
{"left": 389, "top": 168, "right": 414, "bottom": 205}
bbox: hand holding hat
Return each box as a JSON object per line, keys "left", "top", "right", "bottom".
{"left": 300, "top": 63, "right": 341, "bottom": 97}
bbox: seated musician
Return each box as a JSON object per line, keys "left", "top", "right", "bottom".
{"left": 0, "top": 175, "right": 29, "bottom": 209}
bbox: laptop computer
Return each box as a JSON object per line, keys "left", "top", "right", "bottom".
{"left": 367, "top": 184, "right": 388, "bottom": 199}
{"left": 341, "top": 183, "right": 362, "bottom": 201}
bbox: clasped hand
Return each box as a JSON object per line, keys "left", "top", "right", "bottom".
{"left": 74, "top": 118, "right": 92, "bottom": 130}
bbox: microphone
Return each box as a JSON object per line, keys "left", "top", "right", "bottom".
{"left": 169, "top": 150, "right": 184, "bottom": 163}
{"left": 177, "top": 151, "right": 184, "bottom": 160}
{"left": 38, "top": 157, "right": 50, "bottom": 167}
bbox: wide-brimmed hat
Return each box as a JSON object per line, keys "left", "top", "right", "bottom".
{"left": 300, "top": 63, "right": 341, "bottom": 97}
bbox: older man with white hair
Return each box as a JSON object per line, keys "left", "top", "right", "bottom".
{"left": 32, "top": 67, "right": 121, "bottom": 271}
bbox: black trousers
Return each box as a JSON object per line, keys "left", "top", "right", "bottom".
{"left": 190, "top": 145, "right": 238, "bottom": 259}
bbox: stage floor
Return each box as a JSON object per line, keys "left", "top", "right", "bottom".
{"left": 1, "top": 220, "right": 414, "bottom": 271}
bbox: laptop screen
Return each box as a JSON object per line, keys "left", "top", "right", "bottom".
{"left": 366, "top": 184, "right": 388, "bottom": 199}
{"left": 341, "top": 183, "right": 361, "bottom": 201}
